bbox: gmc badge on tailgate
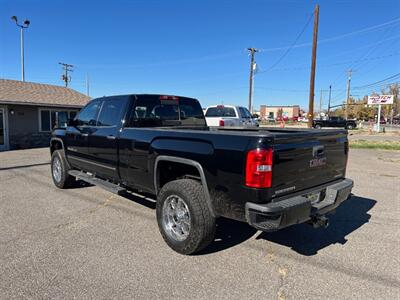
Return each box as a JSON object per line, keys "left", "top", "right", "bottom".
{"left": 310, "top": 145, "right": 327, "bottom": 168}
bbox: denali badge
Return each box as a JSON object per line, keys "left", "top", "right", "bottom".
{"left": 310, "top": 157, "right": 327, "bottom": 168}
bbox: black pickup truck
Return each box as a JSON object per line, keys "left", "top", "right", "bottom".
{"left": 50, "top": 94, "right": 353, "bottom": 254}
{"left": 313, "top": 116, "right": 357, "bottom": 130}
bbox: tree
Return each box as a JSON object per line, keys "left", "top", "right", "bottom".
{"left": 381, "top": 83, "right": 399, "bottom": 120}
{"left": 277, "top": 108, "right": 283, "bottom": 118}
{"left": 330, "top": 84, "right": 399, "bottom": 121}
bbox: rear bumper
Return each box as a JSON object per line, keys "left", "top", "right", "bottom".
{"left": 245, "top": 179, "right": 354, "bottom": 232}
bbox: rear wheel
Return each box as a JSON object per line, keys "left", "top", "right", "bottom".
{"left": 314, "top": 124, "right": 322, "bottom": 129}
{"left": 156, "top": 179, "right": 216, "bottom": 255}
{"left": 346, "top": 124, "right": 354, "bottom": 130}
{"left": 51, "top": 150, "right": 75, "bottom": 188}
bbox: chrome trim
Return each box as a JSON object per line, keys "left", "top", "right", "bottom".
{"left": 154, "top": 155, "right": 215, "bottom": 217}
{"left": 68, "top": 155, "right": 116, "bottom": 171}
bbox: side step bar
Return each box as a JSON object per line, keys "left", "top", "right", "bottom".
{"left": 68, "top": 170, "right": 126, "bottom": 195}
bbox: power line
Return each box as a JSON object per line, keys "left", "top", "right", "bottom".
{"left": 259, "top": 17, "right": 400, "bottom": 52}
{"left": 328, "top": 20, "right": 399, "bottom": 96}
{"left": 258, "top": 13, "right": 313, "bottom": 73}
{"left": 353, "top": 72, "right": 400, "bottom": 89}
{"left": 257, "top": 52, "right": 400, "bottom": 73}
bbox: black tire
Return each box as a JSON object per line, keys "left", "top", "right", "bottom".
{"left": 346, "top": 124, "right": 354, "bottom": 130}
{"left": 51, "top": 150, "right": 75, "bottom": 189}
{"left": 314, "top": 124, "right": 322, "bottom": 129}
{"left": 156, "top": 179, "right": 216, "bottom": 255}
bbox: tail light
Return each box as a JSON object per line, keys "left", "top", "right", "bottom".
{"left": 160, "top": 95, "right": 179, "bottom": 101}
{"left": 344, "top": 141, "right": 349, "bottom": 175}
{"left": 245, "top": 148, "right": 273, "bottom": 188}
{"left": 219, "top": 120, "right": 225, "bottom": 126}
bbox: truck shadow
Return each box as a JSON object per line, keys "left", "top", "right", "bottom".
{"left": 255, "top": 195, "right": 376, "bottom": 256}
{"left": 199, "top": 196, "right": 375, "bottom": 256}
{"left": 197, "top": 217, "right": 258, "bottom": 255}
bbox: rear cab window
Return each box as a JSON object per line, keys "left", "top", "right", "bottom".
{"left": 128, "top": 95, "right": 206, "bottom": 127}
{"left": 205, "top": 106, "right": 237, "bottom": 118}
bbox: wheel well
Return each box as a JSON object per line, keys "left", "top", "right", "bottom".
{"left": 50, "top": 140, "right": 63, "bottom": 154}
{"left": 156, "top": 161, "right": 201, "bottom": 191}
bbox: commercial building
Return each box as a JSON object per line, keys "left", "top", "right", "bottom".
{"left": 260, "top": 105, "right": 300, "bottom": 120}
{"left": 0, "top": 79, "right": 90, "bottom": 151}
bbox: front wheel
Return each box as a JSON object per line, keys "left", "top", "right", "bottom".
{"left": 156, "top": 179, "right": 216, "bottom": 255}
{"left": 346, "top": 124, "right": 354, "bottom": 130}
{"left": 51, "top": 150, "right": 75, "bottom": 188}
{"left": 314, "top": 124, "right": 322, "bottom": 129}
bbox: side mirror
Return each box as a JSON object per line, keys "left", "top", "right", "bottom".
{"left": 67, "top": 118, "right": 78, "bottom": 127}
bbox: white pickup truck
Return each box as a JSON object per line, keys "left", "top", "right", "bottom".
{"left": 204, "top": 105, "right": 258, "bottom": 127}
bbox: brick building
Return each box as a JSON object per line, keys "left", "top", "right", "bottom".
{"left": 260, "top": 105, "right": 300, "bottom": 120}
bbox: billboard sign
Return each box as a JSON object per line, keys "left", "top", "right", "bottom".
{"left": 367, "top": 95, "right": 394, "bottom": 105}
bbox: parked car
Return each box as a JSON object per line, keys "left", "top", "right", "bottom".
{"left": 299, "top": 117, "right": 309, "bottom": 123}
{"left": 204, "top": 105, "right": 258, "bottom": 127}
{"left": 276, "top": 115, "right": 289, "bottom": 122}
{"left": 50, "top": 94, "right": 353, "bottom": 255}
{"left": 313, "top": 116, "right": 357, "bottom": 130}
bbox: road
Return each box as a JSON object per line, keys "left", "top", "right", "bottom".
{"left": 0, "top": 148, "right": 399, "bottom": 299}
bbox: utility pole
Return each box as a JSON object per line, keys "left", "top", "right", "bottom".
{"left": 345, "top": 69, "right": 353, "bottom": 119}
{"left": 59, "top": 62, "right": 74, "bottom": 87}
{"left": 86, "top": 74, "right": 90, "bottom": 96}
{"left": 327, "top": 85, "right": 332, "bottom": 116}
{"left": 11, "top": 16, "right": 30, "bottom": 82}
{"left": 307, "top": 4, "right": 319, "bottom": 128}
{"left": 319, "top": 89, "right": 323, "bottom": 116}
{"left": 247, "top": 48, "right": 258, "bottom": 113}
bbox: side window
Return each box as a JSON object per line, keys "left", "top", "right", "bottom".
{"left": 97, "top": 99, "right": 126, "bottom": 127}
{"left": 239, "top": 107, "right": 251, "bottom": 118}
{"left": 76, "top": 100, "right": 100, "bottom": 126}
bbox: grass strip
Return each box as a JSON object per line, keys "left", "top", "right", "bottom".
{"left": 350, "top": 140, "right": 400, "bottom": 150}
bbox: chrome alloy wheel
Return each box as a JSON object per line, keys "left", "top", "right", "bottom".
{"left": 52, "top": 156, "right": 62, "bottom": 183}
{"left": 162, "top": 195, "right": 191, "bottom": 241}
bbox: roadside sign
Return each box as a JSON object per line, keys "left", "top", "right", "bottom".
{"left": 367, "top": 95, "right": 394, "bottom": 132}
{"left": 367, "top": 95, "right": 394, "bottom": 105}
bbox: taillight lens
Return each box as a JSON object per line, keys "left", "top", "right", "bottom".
{"left": 219, "top": 120, "right": 225, "bottom": 126}
{"left": 245, "top": 148, "right": 273, "bottom": 188}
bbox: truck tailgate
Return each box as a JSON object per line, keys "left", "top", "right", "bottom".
{"left": 271, "top": 131, "right": 348, "bottom": 198}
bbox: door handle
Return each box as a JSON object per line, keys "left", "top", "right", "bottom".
{"left": 106, "top": 135, "right": 116, "bottom": 140}
{"left": 81, "top": 133, "right": 89, "bottom": 137}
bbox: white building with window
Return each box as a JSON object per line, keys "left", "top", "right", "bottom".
{"left": 0, "top": 79, "right": 90, "bottom": 151}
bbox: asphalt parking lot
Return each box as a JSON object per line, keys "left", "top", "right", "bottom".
{"left": 0, "top": 148, "right": 399, "bottom": 299}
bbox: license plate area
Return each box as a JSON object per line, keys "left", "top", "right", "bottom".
{"left": 304, "top": 190, "right": 323, "bottom": 205}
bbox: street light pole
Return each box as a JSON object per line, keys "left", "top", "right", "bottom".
{"left": 20, "top": 27, "right": 24, "bottom": 81}
{"left": 11, "top": 16, "right": 30, "bottom": 82}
